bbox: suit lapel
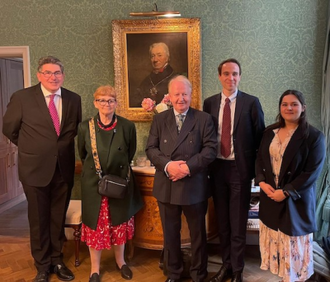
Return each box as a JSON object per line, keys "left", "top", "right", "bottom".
{"left": 278, "top": 125, "right": 304, "bottom": 182}
{"left": 165, "top": 110, "right": 179, "bottom": 144}
{"left": 173, "top": 108, "right": 196, "bottom": 152}
{"left": 34, "top": 84, "right": 55, "bottom": 131}
{"left": 213, "top": 94, "right": 221, "bottom": 122}
{"left": 234, "top": 90, "right": 243, "bottom": 131}
{"left": 61, "top": 88, "right": 68, "bottom": 133}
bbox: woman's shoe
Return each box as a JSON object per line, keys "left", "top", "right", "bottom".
{"left": 89, "top": 273, "right": 100, "bottom": 282}
{"left": 117, "top": 264, "right": 132, "bottom": 280}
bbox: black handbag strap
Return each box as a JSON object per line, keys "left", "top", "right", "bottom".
{"left": 88, "top": 118, "right": 130, "bottom": 181}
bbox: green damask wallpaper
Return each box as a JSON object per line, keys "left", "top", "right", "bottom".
{"left": 0, "top": 0, "right": 328, "bottom": 157}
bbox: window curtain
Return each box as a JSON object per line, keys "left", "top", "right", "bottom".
{"left": 315, "top": 4, "right": 330, "bottom": 243}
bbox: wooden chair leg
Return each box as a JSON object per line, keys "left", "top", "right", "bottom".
{"left": 126, "top": 239, "right": 135, "bottom": 261}
{"left": 71, "top": 224, "right": 81, "bottom": 267}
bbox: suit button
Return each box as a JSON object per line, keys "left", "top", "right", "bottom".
{"left": 120, "top": 165, "right": 123, "bottom": 169}
{"left": 287, "top": 171, "right": 291, "bottom": 175}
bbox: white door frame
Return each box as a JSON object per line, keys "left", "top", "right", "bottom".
{"left": 0, "top": 46, "right": 31, "bottom": 88}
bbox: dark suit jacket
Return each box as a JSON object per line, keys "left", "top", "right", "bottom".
{"left": 145, "top": 107, "right": 217, "bottom": 205}
{"left": 2, "top": 83, "right": 82, "bottom": 187}
{"left": 255, "top": 124, "right": 326, "bottom": 236}
{"left": 203, "top": 90, "right": 265, "bottom": 181}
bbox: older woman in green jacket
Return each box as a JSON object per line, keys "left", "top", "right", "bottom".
{"left": 78, "top": 85, "right": 143, "bottom": 282}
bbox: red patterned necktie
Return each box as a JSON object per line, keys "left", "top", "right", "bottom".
{"left": 49, "top": 94, "right": 60, "bottom": 136}
{"left": 221, "top": 98, "right": 231, "bottom": 158}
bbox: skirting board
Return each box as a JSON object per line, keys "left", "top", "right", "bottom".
{"left": 0, "top": 193, "right": 26, "bottom": 214}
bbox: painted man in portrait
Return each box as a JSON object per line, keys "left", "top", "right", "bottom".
{"left": 130, "top": 42, "right": 177, "bottom": 107}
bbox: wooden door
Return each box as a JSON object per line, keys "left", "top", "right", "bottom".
{"left": 0, "top": 58, "right": 24, "bottom": 205}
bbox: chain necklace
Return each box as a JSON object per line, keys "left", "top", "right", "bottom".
{"left": 272, "top": 127, "right": 297, "bottom": 185}
{"left": 149, "top": 70, "right": 174, "bottom": 97}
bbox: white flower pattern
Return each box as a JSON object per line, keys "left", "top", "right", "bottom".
{"left": 81, "top": 196, "right": 134, "bottom": 250}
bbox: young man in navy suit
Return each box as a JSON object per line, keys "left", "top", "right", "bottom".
{"left": 3, "top": 56, "right": 82, "bottom": 282}
{"left": 203, "top": 59, "right": 265, "bottom": 282}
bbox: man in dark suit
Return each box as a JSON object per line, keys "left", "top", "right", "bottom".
{"left": 203, "top": 58, "right": 265, "bottom": 282}
{"left": 3, "top": 56, "right": 82, "bottom": 282}
{"left": 146, "top": 75, "right": 217, "bottom": 282}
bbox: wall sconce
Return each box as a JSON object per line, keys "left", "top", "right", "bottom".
{"left": 129, "top": 3, "right": 181, "bottom": 18}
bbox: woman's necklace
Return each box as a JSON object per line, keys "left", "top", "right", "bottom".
{"left": 97, "top": 113, "right": 116, "bottom": 129}
{"left": 149, "top": 71, "right": 174, "bottom": 97}
{"left": 273, "top": 127, "right": 297, "bottom": 181}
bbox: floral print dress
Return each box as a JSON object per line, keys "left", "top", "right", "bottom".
{"left": 259, "top": 128, "right": 313, "bottom": 282}
{"left": 81, "top": 120, "right": 134, "bottom": 250}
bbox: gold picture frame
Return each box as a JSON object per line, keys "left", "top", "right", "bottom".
{"left": 112, "top": 18, "right": 201, "bottom": 122}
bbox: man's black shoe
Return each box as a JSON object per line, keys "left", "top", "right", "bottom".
{"left": 33, "top": 271, "right": 49, "bottom": 282}
{"left": 53, "top": 263, "right": 75, "bottom": 281}
{"left": 209, "top": 265, "right": 232, "bottom": 282}
{"left": 231, "top": 271, "right": 243, "bottom": 282}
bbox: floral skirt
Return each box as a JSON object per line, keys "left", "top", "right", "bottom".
{"left": 259, "top": 220, "right": 313, "bottom": 282}
{"left": 81, "top": 196, "right": 134, "bottom": 250}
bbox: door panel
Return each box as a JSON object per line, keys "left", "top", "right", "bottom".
{"left": 0, "top": 58, "right": 24, "bottom": 205}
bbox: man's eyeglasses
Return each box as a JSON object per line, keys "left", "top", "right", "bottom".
{"left": 95, "top": 99, "right": 116, "bottom": 106}
{"left": 39, "top": 71, "right": 63, "bottom": 79}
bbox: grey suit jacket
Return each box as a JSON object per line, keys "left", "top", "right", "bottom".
{"left": 146, "top": 107, "right": 217, "bottom": 205}
{"left": 3, "top": 83, "right": 82, "bottom": 187}
{"left": 203, "top": 90, "right": 265, "bottom": 181}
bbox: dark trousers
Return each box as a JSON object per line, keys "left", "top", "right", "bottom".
{"left": 158, "top": 200, "right": 208, "bottom": 282}
{"left": 23, "top": 164, "right": 72, "bottom": 272}
{"left": 211, "top": 159, "right": 251, "bottom": 272}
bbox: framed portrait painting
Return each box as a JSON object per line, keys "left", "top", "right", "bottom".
{"left": 112, "top": 18, "right": 201, "bottom": 122}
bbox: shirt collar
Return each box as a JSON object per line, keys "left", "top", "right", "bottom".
{"left": 40, "top": 84, "right": 62, "bottom": 98}
{"left": 221, "top": 89, "right": 238, "bottom": 102}
{"left": 173, "top": 108, "right": 189, "bottom": 117}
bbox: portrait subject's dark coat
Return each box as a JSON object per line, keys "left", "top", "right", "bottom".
{"left": 130, "top": 65, "right": 176, "bottom": 107}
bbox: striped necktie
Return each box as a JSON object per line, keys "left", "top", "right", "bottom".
{"left": 177, "top": 114, "right": 185, "bottom": 133}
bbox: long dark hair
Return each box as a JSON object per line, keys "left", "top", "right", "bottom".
{"left": 268, "top": 89, "right": 309, "bottom": 137}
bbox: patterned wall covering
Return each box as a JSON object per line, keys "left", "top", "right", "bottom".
{"left": 0, "top": 0, "right": 328, "bottom": 157}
